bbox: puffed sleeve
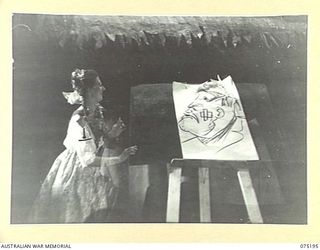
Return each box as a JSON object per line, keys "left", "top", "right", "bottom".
{"left": 63, "top": 114, "right": 97, "bottom": 168}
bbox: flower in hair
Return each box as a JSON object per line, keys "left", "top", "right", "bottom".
{"left": 71, "top": 69, "right": 86, "bottom": 92}
{"left": 72, "top": 69, "right": 85, "bottom": 81}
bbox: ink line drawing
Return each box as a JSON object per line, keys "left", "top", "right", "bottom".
{"left": 173, "top": 76, "right": 259, "bottom": 160}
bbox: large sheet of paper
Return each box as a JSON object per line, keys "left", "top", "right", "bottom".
{"left": 173, "top": 76, "right": 259, "bottom": 160}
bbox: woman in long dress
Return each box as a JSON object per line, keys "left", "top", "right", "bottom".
{"left": 28, "top": 69, "right": 137, "bottom": 223}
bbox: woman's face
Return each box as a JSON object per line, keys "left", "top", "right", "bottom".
{"left": 87, "top": 77, "right": 106, "bottom": 103}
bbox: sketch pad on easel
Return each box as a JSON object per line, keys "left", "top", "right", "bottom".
{"left": 172, "top": 76, "right": 259, "bottom": 160}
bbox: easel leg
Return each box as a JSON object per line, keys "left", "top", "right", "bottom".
{"left": 198, "top": 167, "right": 211, "bottom": 222}
{"left": 128, "top": 165, "right": 150, "bottom": 222}
{"left": 166, "top": 164, "right": 182, "bottom": 222}
{"left": 237, "top": 168, "right": 263, "bottom": 224}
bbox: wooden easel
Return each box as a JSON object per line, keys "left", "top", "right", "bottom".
{"left": 166, "top": 159, "right": 267, "bottom": 223}
{"left": 129, "top": 83, "right": 285, "bottom": 223}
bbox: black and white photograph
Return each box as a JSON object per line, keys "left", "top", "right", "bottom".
{"left": 11, "top": 14, "right": 307, "bottom": 224}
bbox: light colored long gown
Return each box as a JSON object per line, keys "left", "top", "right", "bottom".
{"left": 28, "top": 107, "right": 118, "bottom": 223}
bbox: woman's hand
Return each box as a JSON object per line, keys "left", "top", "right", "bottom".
{"left": 107, "top": 118, "right": 126, "bottom": 138}
{"left": 119, "top": 145, "right": 138, "bottom": 162}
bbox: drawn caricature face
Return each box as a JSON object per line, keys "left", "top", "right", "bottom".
{"left": 179, "top": 89, "right": 236, "bottom": 139}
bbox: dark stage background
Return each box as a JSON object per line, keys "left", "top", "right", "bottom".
{"left": 12, "top": 14, "right": 307, "bottom": 223}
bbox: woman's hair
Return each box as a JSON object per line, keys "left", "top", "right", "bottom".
{"left": 71, "top": 69, "right": 99, "bottom": 96}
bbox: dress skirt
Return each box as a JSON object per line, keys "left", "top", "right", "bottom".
{"left": 29, "top": 148, "right": 118, "bottom": 223}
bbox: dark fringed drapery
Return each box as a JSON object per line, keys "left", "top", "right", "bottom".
{"left": 12, "top": 14, "right": 307, "bottom": 111}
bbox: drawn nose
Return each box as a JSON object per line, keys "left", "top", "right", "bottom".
{"left": 188, "top": 101, "right": 201, "bottom": 109}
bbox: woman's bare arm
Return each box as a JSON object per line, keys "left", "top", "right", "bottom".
{"left": 90, "top": 146, "right": 138, "bottom": 167}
